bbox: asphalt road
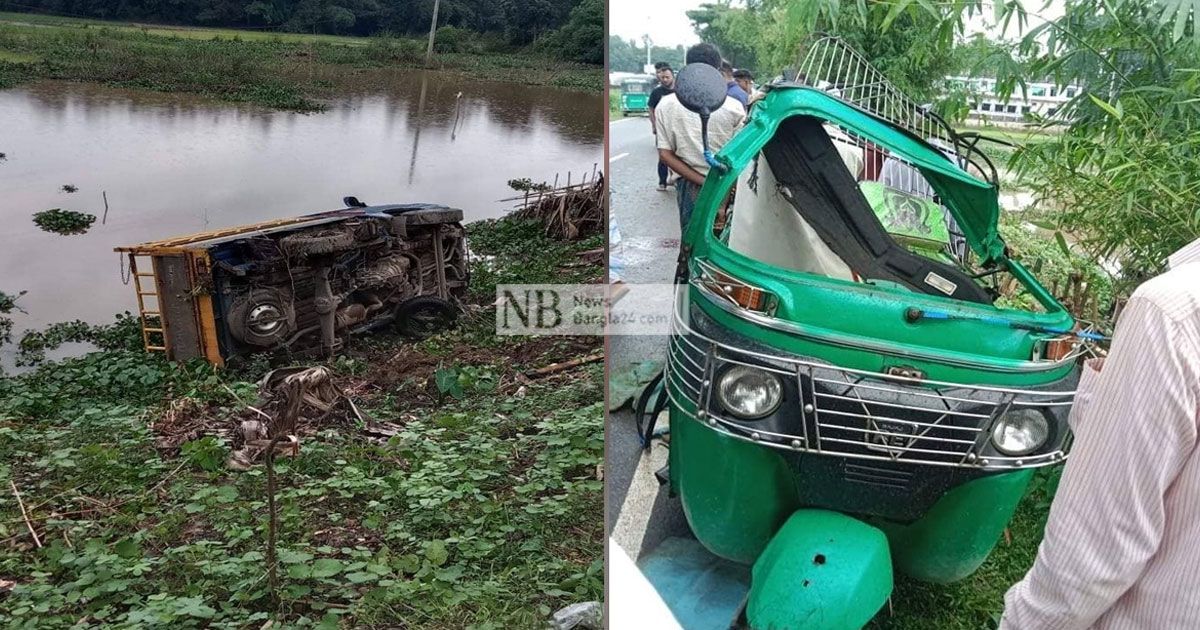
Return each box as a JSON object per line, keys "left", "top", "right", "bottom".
{"left": 605, "top": 114, "right": 693, "bottom": 562}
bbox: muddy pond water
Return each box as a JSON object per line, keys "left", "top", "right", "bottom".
{"left": 0, "top": 71, "right": 602, "bottom": 367}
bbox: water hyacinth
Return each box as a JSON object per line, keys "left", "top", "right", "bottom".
{"left": 32, "top": 208, "right": 96, "bottom": 235}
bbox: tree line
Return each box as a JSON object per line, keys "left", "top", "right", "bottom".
{"left": 607, "top": 36, "right": 685, "bottom": 74}
{"left": 0, "top": 0, "right": 602, "bottom": 63}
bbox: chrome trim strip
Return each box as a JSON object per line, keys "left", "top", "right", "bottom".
{"left": 672, "top": 298, "right": 1077, "bottom": 397}
{"left": 815, "top": 407, "right": 984, "bottom": 435}
{"left": 820, "top": 421, "right": 979, "bottom": 445}
{"left": 689, "top": 277, "right": 1090, "bottom": 375}
{"left": 815, "top": 390, "right": 993, "bottom": 421}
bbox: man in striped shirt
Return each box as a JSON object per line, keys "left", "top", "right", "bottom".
{"left": 1001, "top": 237, "right": 1200, "bottom": 629}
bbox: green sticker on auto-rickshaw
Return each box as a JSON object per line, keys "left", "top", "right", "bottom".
{"left": 859, "top": 180, "right": 950, "bottom": 250}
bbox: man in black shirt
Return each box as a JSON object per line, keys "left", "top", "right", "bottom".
{"left": 648, "top": 62, "right": 675, "bottom": 192}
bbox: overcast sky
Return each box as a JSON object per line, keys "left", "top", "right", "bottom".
{"left": 609, "top": 0, "right": 710, "bottom": 48}
{"left": 608, "top": 0, "right": 1066, "bottom": 48}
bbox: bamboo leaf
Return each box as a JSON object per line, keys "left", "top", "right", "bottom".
{"left": 1173, "top": 1, "right": 1191, "bottom": 41}
{"left": 1089, "top": 93, "right": 1123, "bottom": 120}
{"left": 1055, "top": 231, "right": 1072, "bottom": 256}
{"left": 880, "top": 0, "right": 914, "bottom": 31}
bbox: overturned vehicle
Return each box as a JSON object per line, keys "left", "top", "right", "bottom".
{"left": 116, "top": 200, "right": 468, "bottom": 366}
{"left": 637, "top": 38, "right": 1101, "bottom": 629}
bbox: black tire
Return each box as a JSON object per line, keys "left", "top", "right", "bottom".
{"left": 394, "top": 296, "right": 458, "bottom": 339}
{"left": 227, "top": 290, "right": 295, "bottom": 347}
{"left": 279, "top": 228, "right": 356, "bottom": 258}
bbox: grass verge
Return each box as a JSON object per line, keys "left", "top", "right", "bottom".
{"left": 0, "top": 217, "right": 604, "bottom": 628}
{"left": 957, "top": 124, "right": 1059, "bottom": 174}
{"left": 0, "top": 15, "right": 602, "bottom": 110}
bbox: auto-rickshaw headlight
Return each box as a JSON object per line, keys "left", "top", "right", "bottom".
{"left": 990, "top": 408, "right": 1050, "bottom": 456}
{"left": 716, "top": 365, "right": 783, "bottom": 420}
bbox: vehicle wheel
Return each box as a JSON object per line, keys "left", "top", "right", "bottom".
{"left": 228, "top": 290, "right": 295, "bottom": 347}
{"left": 279, "top": 228, "right": 356, "bottom": 258}
{"left": 394, "top": 296, "right": 458, "bottom": 339}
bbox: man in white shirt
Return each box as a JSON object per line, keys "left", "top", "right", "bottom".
{"left": 654, "top": 42, "right": 745, "bottom": 229}
{"left": 1001, "top": 237, "right": 1200, "bottom": 629}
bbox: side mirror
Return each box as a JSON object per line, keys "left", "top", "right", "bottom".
{"left": 672, "top": 63, "right": 730, "bottom": 173}
{"left": 674, "top": 63, "right": 727, "bottom": 116}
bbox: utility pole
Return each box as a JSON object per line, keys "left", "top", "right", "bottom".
{"left": 425, "top": 0, "right": 441, "bottom": 64}
{"left": 642, "top": 34, "right": 653, "bottom": 74}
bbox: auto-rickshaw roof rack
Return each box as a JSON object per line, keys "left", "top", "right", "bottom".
{"left": 790, "top": 34, "right": 1006, "bottom": 187}
{"left": 115, "top": 215, "right": 328, "bottom": 254}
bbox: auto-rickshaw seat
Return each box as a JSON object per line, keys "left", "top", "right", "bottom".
{"left": 762, "top": 114, "right": 992, "bottom": 304}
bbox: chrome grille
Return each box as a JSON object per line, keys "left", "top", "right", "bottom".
{"left": 666, "top": 302, "right": 1075, "bottom": 471}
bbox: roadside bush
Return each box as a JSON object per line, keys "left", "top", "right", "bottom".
{"left": 474, "top": 31, "right": 514, "bottom": 54}
{"left": 997, "top": 216, "right": 1114, "bottom": 317}
{"left": 365, "top": 35, "right": 423, "bottom": 64}
{"left": 433, "top": 26, "right": 475, "bottom": 54}
{"left": 996, "top": 0, "right": 1200, "bottom": 289}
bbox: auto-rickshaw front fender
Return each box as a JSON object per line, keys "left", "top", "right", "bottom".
{"left": 748, "top": 509, "right": 892, "bottom": 630}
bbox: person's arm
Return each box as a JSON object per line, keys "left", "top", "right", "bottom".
{"left": 1001, "top": 293, "right": 1199, "bottom": 630}
{"left": 657, "top": 149, "right": 705, "bottom": 186}
{"left": 648, "top": 90, "right": 661, "bottom": 135}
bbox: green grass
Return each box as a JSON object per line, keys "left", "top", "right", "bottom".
{"left": 0, "top": 48, "right": 38, "bottom": 62}
{"left": 0, "top": 15, "right": 603, "bottom": 110}
{"left": 609, "top": 87, "right": 619, "bottom": 119}
{"left": 0, "top": 11, "right": 370, "bottom": 45}
{"left": 0, "top": 217, "right": 604, "bottom": 628}
{"left": 957, "top": 125, "right": 1059, "bottom": 173}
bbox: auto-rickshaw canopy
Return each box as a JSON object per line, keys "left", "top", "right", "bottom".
{"left": 620, "top": 77, "right": 655, "bottom": 93}
{"left": 715, "top": 85, "right": 1006, "bottom": 263}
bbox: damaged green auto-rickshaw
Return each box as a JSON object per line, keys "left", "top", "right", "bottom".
{"left": 637, "top": 37, "right": 1101, "bottom": 629}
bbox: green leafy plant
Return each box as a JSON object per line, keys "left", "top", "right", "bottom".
{"left": 433, "top": 25, "right": 475, "bottom": 54}
{"left": 16, "top": 312, "right": 142, "bottom": 366}
{"left": 180, "top": 435, "right": 228, "bottom": 472}
{"left": 996, "top": 215, "right": 1115, "bottom": 317}
{"left": 998, "top": 0, "right": 1200, "bottom": 287}
{"left": 0, "top": 289, "right": 24, "bottom": 350}
{"left": 684, "top": 0, "right": 961, "bottom": 102}
{"left": 433, "top": 364, "right": 499, "bottom": 400}
{"left": 507, "top": 177, "right": 553, "bottom": 193}
{"left": 32, "top": 208, "right": 97, "bottom": 235}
